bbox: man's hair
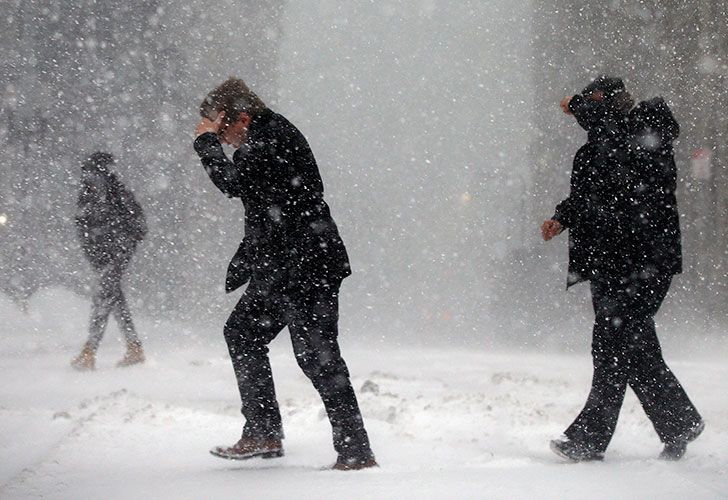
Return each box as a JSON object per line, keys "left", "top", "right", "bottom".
{"left": 200, "top": 77, "right": 267, "bottom": 123}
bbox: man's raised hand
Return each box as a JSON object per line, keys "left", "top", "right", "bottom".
{"left": 195, "top": 111, "right": 226, "bottom": 137}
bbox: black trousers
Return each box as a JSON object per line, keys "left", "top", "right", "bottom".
{"left": 565, "top": 274, "right": 702, "bottom": 452}
{"left": 85, "top": 259, "right": 140, "bottom": 351}
{"left": 224, "top": 275, "right": 373, "bottom": 461}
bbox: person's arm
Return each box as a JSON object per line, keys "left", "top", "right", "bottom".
{"left": 543, "top": 145, "right": 603, "bottom": 241}
{"left": 543, "top": 192, "right": 578, "bottom": 241}
{"left": 193, "top": 132, "right": 246, "bottom": 198}
{"left": 74, "top": 212, "right": 89, "bottom": 242}
{"left": 542, "top": 98, "right": 582, "bottom": 241}
{"left": 550, "top": 95, "right": 594, "bottom": 229}
{"left": 117, "top": 185, "right": 147, "bottom": 241}
{"left": 552, "top": 147, "right": 591, "bottom": 229}
{"left": 74, "top": 200, "right": 98, "bottom": 257}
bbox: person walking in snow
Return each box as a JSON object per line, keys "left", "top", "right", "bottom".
{"left": 71, "top": 152, "right": 147, "bottom": 371}
{"left": 193, "top": 78, "right": 376, "bottom": 470}
{"left": 541, "top": 76, "right": 704, "bottom": 461}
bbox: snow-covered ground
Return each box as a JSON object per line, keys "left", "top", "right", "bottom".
{"left": 1, "top": 289, "right": 726, "bottom": 499}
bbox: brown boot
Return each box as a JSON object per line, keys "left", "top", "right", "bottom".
{"left": 71, "top": 345, "right": 96, "bottom": 371}
{"left": 210, "top": 436, "right": 284, "bottom": 460}
{"left": 332, "top": 456, "right": 379, "bottom": 471}
{"left": 117, "top": 342, "right": 145, "bottom": 367}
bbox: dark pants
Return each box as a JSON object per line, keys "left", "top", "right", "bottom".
{"left": 565, "top": 274, "right": 702, "bottom": 452}
{"left": 85, "top": 260, "right": 140, "bottom": 351}
{"left": 224, "top": 275, "right": 374, "bottom": 461}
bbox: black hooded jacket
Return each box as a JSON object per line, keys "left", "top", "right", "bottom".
{"left": 76, "top": 169, "right": 147, "bottom": 270}
{"left": 193, "top": 109, "right": 351, "bottom": 292}
{"left": 626, "top": 97, "right": 682, "bottom": 277}
{"left": 553, "top": 94, "right": 682, "bottom": 286}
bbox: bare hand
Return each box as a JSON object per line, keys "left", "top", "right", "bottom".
{"left": 541, "top": 219, "right": 563, "bottom": 241}
{"left": 559, "top": 96, "right": 572, "bottom": 115}
{"left": 195, "top": 111, "right": 226, "bottom": 137}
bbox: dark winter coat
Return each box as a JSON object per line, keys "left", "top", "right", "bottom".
{"left": 553, "top": 95, "right": 682, "bottom": 286}
{"left": 626, "top": 97, "right": 682, "bottom": 277}
{"left": 75, "top": 170, "right": 147, "bottom": 270}
{"left": 193, "top": 109, "right": 351, "bottom": 292}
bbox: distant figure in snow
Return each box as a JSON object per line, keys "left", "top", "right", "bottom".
{"left": 541, "top": 76, "right": 704, "bottom": 461}
{"left": 194, "top": 78, "right": 376, "bottom": 470}
{"left": 71, "top": 152, "right": 147, "bottom": 371}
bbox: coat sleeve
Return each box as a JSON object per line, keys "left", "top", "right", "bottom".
{"left": 118, "top": 186, "right": 147, "bottom": 241}
{"left": 552, "top": 148, "right": 591, "bottom": 228}
{"left": 75, "top": 212, "right": 90, "bottom": 247}
{"left": 75, "top": 191, "right": 104, "bottom": 264}
{"left": 75, "top": 188, "right": 97, "bottom": 244}
{"left": 193, "top": 132, "right": 245, "bottom": 198}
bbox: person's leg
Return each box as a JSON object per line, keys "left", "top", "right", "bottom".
{"left": 625, "top": 276, "right": 703, "bottom": 451}
{"left": 563, "top": 279, "right": 630, "bottom": 454}
{"left": 224, "top": 279, "right": 287, "bottom": 440}
{"left": 112, "top": 282, "right": 140, "bottom": 345}
{"left": 114, "top": 287, "right": 145, "bottom": 366}
{"left": 288, "top": 279, "right": 375, "bottom": 467}
{"left": 86, "top": 265, "right": 117, "bottom": 350}
{"left": 72, "top": 264, "right": 115, "bottom": 370}
{"left": 113, "top": 287, "right": 140, "bottom": 343}
{"left": 106, "top": 261, "right": 144, "bottom": 365}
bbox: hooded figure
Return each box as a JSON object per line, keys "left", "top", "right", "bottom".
{"left": 553, "top": 76, "right": 637, "bottom": 285}
{"left": 77, "top": 152, "right": 147, "bottom": 268}
{"left": 543, "top": 77, "right": 703, "bottom": 462}
{"left": 71, "top": 152, "right": 147, "bottom": 371}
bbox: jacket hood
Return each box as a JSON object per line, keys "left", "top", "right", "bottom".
{"left": 569, "top": 93, "right": 627, "bottom": 137}
{"left": 581, "top": 76, "right": 625, "bottom": 100}
{"left": 570, "top": 76, "right": 633, "bottom": 135}
{"left": 82, "top": 151, "right": 115, "bottom": 173}
{"left": 629, "top": 97, "right": 679, "bottom": 143}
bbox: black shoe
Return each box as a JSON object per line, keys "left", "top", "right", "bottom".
{"left": 660, "top": 420, "right": 705, "bottom": 461}
{"left": 332, "top": 455, "right": 378, "bottom": 471}
{"left": 550, "top": 437, "right": 604, "bottom": 462}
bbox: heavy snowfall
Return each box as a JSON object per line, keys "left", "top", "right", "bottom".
{"left": 1, "top": 1, "right": 728, "bottom": 499}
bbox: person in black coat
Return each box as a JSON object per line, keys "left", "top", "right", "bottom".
{"left": 71, "top": 152, "right": 147, "bottom": 371}
{"left": 193, "top": 78, "right": 376, "bottom": 470}
{"left": 541, "top": 76, "right": 703, "bottom": 461}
